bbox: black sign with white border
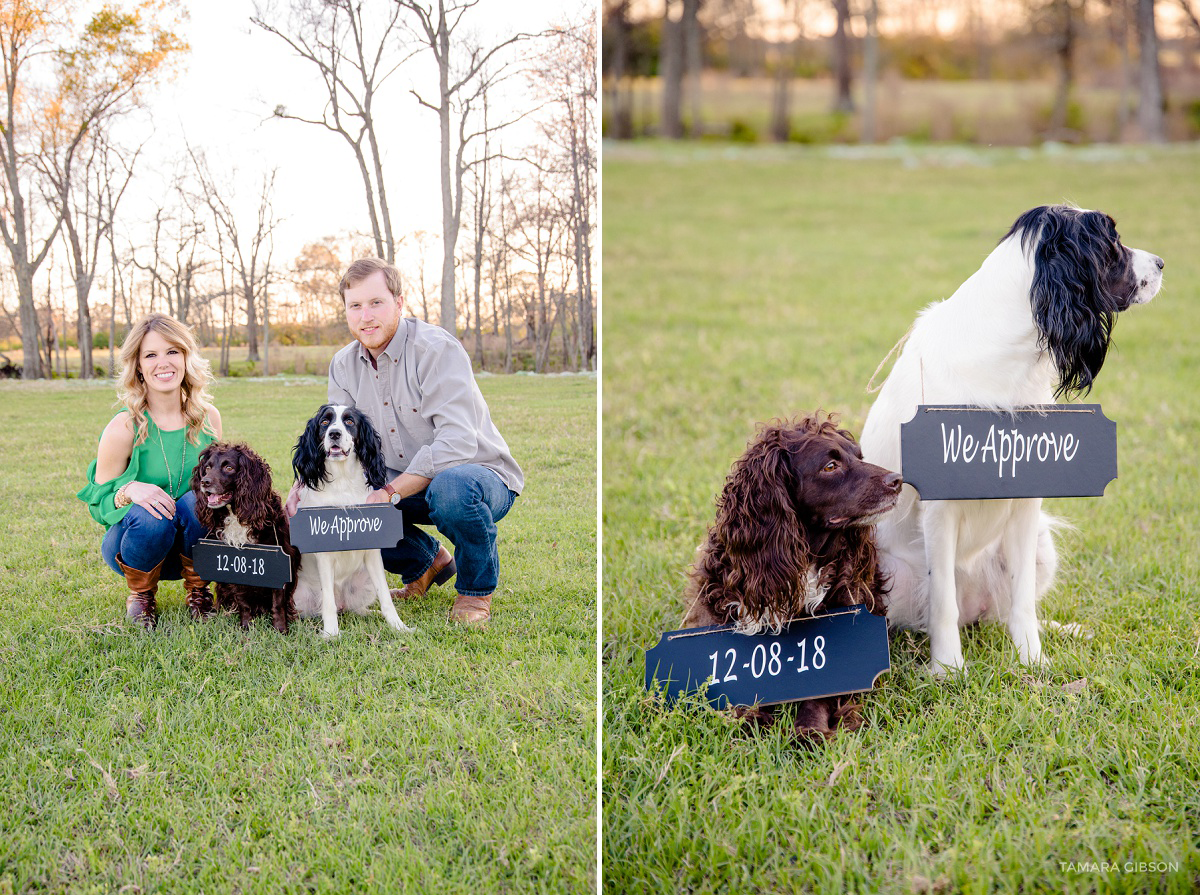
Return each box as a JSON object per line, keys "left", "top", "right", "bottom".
{"left": 290, "top": 505, "right": 404, "bottom": 554}
{"left": 645, "top": 607, "right": 890, "bottom": 710}
{"left": 193, "top": 539, "right": 293, "bottom": 589}
{"left": 900, "top": 404, "right": 1117, "bottom": 500}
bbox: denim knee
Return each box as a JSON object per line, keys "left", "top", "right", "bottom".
{"left": 425, "top": 466, "right": 513, "bottom": 532}
{"left": 104, "top": 505, "right": 178, "bottom": 573}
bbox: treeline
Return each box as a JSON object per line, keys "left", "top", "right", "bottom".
{"left": 604, "top": 0, "right": 1197, "bottom": 143}
{"left": 1, "top": 0, "right": 596, "bottom": 380}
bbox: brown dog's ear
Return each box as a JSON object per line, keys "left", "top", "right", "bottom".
{"left": 192, "top": 444, "right": 214, "bottom": 494}
{"left": 704, "top": 424, "right": 811, "bottom": 626}
{"left": 191, "top": 443, "right": 217, "bottom": 528}
{"left": 229, "top": 447, "right": 274, "bottom": 532}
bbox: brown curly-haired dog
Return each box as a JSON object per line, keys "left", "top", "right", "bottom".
{"left": 681, "top": 414, "right": 902, "bottom": 742}
{"left": 192, "top": 442, "right": 300, "bottom": 633}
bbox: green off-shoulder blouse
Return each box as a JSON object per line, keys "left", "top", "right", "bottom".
{"left": 76, "top": 413, "right": 216, "bottom": 530}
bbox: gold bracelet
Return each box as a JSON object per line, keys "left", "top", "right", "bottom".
{"left": 114, "top": 484, "right": 132, "bottom": 508}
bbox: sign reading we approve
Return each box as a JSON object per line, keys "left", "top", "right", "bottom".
{"left": 290, "top": 505, "right": 405, "bottom": 554}
{"left": 900, "top": 404, "right": 1118, "bottom": 500}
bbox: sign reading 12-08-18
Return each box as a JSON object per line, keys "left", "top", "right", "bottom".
{"left": 645, "top": 607, "right": 890, "bottom": 709}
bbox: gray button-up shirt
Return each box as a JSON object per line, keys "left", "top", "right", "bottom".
{"left": 328, "top": 318, "right": 524, "bottom": 494}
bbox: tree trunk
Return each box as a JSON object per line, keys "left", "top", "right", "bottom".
{"left": 1050, "top": 0, "right": 1077, "bottom": 137}
{"left": 861, "top": 0, "right": 880, "bottom": 143}
{"left": 682, "top": 0, "right": 702, "bottom": 136}
{"left": 17, "top": 265, "right": 43, "bottom": 380}
{"left": 770, "top": 52, "right": 791, "bottom": 142}
{"left": 1136, "top": 0, "right": 1165, "bottom": 142}
{"left": 608, "top": 1, "right": 633, "bottom": 139}
{"left": 660, "top": 0, "right": 684, "bottom": 138}
{"left": 244, "top": 281, "right": 260, "bottom": 361}
{"left": 831, "top": 0, "right": 855, "bottom": 113}
{"left": 75, "top": 272, "right": 94, "bottom": 378}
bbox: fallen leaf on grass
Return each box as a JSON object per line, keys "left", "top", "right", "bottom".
{"left": 911, "top": 874, "right": 951, "bottom": 894}
{"left": 1060, "top": 677, "right": 1088, "bottom": 696}
{"left": 826, "top": 757, "right": 853, "bottom": 787}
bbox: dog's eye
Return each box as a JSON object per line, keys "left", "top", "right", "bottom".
{"left": 823, "top": 459, "right": 840, "bottom": 473}
{"left": 223, "top": 463, "right": 234, "bottom": 472}
{"left": 345, "top": 418, "right": 355, "bottom": 428}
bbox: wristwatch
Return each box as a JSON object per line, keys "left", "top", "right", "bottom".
{"left": 383, "top": 482, "right": 402, "bottom": 506}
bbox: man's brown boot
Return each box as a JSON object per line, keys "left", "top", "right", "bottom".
{"left": 389, "top": 545, "right": 456, "bottom": 601}
{"left": 449, "top": 593, "right": 492, "bottom": 625}
{"left": 117, "top": 555, "right": 163, "bottom": 630}
{"left": 180, "top": 555, "right": 217, "bottom": 620}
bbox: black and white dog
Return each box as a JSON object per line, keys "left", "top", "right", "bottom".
{"left": 291, "top": 404, "right": 413, "bottom": 638}
{"left": 861, "top": 205, "right": 1163, "bottom": 675}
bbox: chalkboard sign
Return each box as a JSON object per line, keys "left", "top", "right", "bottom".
{"left": 900, "top": 404, "right": 1117, "bottom": 500}
{"left": 645, "top": 607, "right": 890, "bottom": 710}
{"left": 290, "top": 505, "right": 404, "bottom": 554}
{"left": 193, "top": 539, "right": 293, "bottom": 589}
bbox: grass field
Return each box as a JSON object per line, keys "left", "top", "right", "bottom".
{"left": 601, "top": 142, "right": 1200, "bottom": 892}
{"left": 0, "top": 373, "right": 596, "bottom": 893}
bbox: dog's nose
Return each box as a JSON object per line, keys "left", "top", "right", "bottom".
{"left": 1155, "top": 256, "right": 1165, "bottom": 270}
{"left": 884, "top": 472, "right": 903, "bottom": 492}
{"left": 329, "top": 429, "right": 341, "bottom": 441}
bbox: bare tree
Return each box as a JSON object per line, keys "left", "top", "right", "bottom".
{"left": 0, "top": 1, "right": 184, "bottom": 378}
{"left": 192, "top": 149, "right": 279, "bottom": 364}
{"left": 42, "top": 130, "right": 141, "bottom": 377}
{"left": 527, "top": 12, "right": 596, "bottom": 370}
{"left": 398, "top": 0, "right": 540, "bottom": 335}
{"left": 131, "top": 169, "right": 210, "bottom": 327}
{"left": 254, "top": 0, "right": 409, "bottom": 262}
{"left": 466, "top": 119, "right": 494, "bottom": 369}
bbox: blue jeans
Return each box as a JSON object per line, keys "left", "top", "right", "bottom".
{"left": 101, "top": 491, "right": 207, "bottom": 580}
{"left": 381, "top": 465, "right": 517, "bottom": 597}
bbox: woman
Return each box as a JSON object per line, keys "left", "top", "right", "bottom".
{"left": 77, "top": 314, "right": 223, "bottom": 628}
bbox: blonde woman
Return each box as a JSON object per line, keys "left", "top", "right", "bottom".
{"left": 77, "top": 314, "right": 223, "bottom": 628}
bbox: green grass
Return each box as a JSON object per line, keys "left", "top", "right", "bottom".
{"left": 602, "top": 142, "right": 1200, "bottom": 893}
{"left": 0, "top": 373, "right": 596, "bottom": 894}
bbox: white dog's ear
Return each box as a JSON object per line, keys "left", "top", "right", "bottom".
{"left": 1027, "top": 209, "right": 1118, "bottom": 399}
{"left": 292, "top": 406, "right": 332, "bottom": 488}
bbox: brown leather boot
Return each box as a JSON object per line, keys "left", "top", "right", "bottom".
{"left": 389, "top": 545, "right": 456, "bottom": 601}
{"left": 449, "top": 593, "right": 492, "bottom": 625}
{"left": 117, "top": 555, "right": 162, "bottom": 630}
{"left": 180, "top": 555, "right": 216, "bottom": 620}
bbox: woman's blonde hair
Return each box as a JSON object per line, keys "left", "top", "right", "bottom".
{"left": 116, "top": 313, "right": 216, "bottom": 446}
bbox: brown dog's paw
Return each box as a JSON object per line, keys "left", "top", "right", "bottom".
{"left": 831, "top": 699, "right": 865, "bottom": 732}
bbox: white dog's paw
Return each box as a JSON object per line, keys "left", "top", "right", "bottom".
{"left": 928, "top": 656, "right": 966, "bottom": 679}
{"left": 386, "top": 618, "right": 415, "bottom": 634}
{"left": 320, "top": 626, "right": 339, "bottom": 639}
{"left": 1020, "top": 650, "right": 1050, "bottom": 669}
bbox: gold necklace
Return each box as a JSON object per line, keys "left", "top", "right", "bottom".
{"left": 156, "top": 425, "right": 189, "bottom": 497}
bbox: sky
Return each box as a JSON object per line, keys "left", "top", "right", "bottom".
{"left": 122, "top": 0, "right": 580, "bottom": 269}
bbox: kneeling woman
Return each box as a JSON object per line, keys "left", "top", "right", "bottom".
{"left": 77, "top": 314, "right": 223, "bottom": 628}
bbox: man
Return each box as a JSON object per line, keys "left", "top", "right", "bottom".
{"left": 291, "top": 257, "right": 523, "bottom": 624}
